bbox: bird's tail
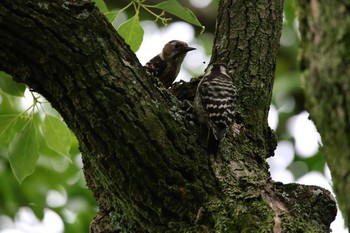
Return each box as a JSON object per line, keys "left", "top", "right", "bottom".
{"left": 207, "top": 126, "right": 226, "bottom": 157}
{"left": 207, "top": 131, "right": 220, "bottom": 156}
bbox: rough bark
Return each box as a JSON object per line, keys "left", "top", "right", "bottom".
{"left": 297, "top": 0, "right": 350, "bottom": 228}
{"left": 0, "top": 0, "right": 337, "bottom": 232}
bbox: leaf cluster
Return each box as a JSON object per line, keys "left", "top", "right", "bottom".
{"left": 0, "top": 72, "right": 97, "bottom": 231}
{"left": 0, "top": 71, "right": 73, "bottom": 183}
{"left": 94, "top": 0, "right": 204, "bottom": 51}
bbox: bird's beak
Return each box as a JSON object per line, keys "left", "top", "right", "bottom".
{"left": 185, "top": 47, "right": 196, "bottom": 52}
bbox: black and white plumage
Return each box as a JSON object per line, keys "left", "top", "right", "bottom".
{"left": 144, "top": 40, "right": 196, "bottom": 88}
{"left": 194, "top": 63, "right": 237, "bottom": 156}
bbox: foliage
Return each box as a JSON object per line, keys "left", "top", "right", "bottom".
{"left": 0, "top": 71, "right": 96, "bottom": 231}
{"left": 0, "top": 72, "right": 72, "bottom": 183}
{"left": 94, "top": 0, "right": 203, "bottom": 51}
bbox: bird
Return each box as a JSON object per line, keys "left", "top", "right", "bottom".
{"left": 144, "top": 40, "right": 196, "bottom": 88}
{"left": 194, "top": 63, "right": 237, "bottom": 156}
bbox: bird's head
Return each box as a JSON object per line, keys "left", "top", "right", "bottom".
{"left": 205, "top": 63, "right": 229, "bottom": 76}
{"left": 161, "top": 40, "right": 196, "bottom": 61}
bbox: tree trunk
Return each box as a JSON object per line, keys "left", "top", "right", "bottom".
{"left": 297, "top": 0, "right": 350, "bottom": 228}
{"left": 0, "top": 0, "right": 337, "bottom": 232}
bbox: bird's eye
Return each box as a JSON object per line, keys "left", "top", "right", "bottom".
{"left": 174, "top": 44, "right": 180, "bottom": 49}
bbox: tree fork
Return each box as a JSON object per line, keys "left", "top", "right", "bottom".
{"left": 0, "top": 0, "right": 337, "bottom": 232}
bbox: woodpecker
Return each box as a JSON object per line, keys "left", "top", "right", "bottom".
{"left": 194, "top": 63, "right": 237, "bottom": 156}
{"left": 144, "top": 40, "right": 196, "bottom": 88}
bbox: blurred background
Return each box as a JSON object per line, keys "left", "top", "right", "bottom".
{"left": 0, "top": 0, "right": 347, "bottom": 232}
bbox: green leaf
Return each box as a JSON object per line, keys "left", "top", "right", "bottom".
{"left": 42, "top": 115, "right": 72, "bottom": 158}
{"left": 117, "top": 15, "right": 144, "bottom": 52}
{"left": 8, "top": 120, "right": 39, "bottom": 183}
{"left": 93, "top": 0, "right": 108, "bottom": 13}
{"left": 153, "top": 0, "right": 204, "bottom": 29}
{"left": 105, "top": 11, "right": 119, "bottom": 22}
{"left": 0, "top": 71, "right": 26, "bottom": 97}
{"left": 0, "top": 114, "right": 29, "bottom": 145}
